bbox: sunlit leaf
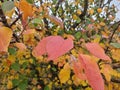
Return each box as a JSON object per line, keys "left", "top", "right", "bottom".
{"left": 79, "top": 54, "right": 104, "bottom": 90}
{"left": 85, "top": 43, "right": 111, "bottom": 61}
{"left": 0, "top": 27, "right": 12, "bottom": 52}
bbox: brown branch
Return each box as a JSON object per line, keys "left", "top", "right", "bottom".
{"left": 111, "top": 77, "right": 120, "bottom": 83}
{"left": 10, "top": 13, "right": 22, "bottom": 27}
{"left": 72, "top": 0, "right": 88, "bottom": 28}
{"left": 112, "top": 63, "right": 120, "bottom": 69}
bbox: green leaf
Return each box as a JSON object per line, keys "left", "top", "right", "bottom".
{"left": 44, "top": 85, "right": 50, "bottom": 90}
{"left": 32, "top": 18, "right": 42, "bottom": 24}
{"left": 110, "top": 43, "right": 120, "bottom": 48}
{"left": 26, "top": 0, "right": 34, "bottom": 4}
{"left": 22, "top": 62, "right": 28, "bottom": 69}
{"left": 8, "top": 48, "right": 16, "bottom": 55}
{"left": 11, "top": 63, "right": 20, "bottom": 71}
{"left": 18, "top": 80, "right": 28, "bottom": 90}
{"left": 2, "top": 1, "right": 14, "bottom": 12}
{"left": 12, "top": 79, "right": 19, "bottom": 87}
{"left": 74, "top": 32, "right": 81, "bottom": 39}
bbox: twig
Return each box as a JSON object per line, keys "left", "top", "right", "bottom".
{"left": 72, "top": 0, "right": 88, "bottom": 28}
{"left": 9, "top": 13, "right": 22, "bottom": 27}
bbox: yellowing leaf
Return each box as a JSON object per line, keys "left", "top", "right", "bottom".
{"left": 79, "top": 54, "right": 104, "bottom": 90}
{"left": 59, "top": 63, "right": 71, "bottom": 83}
{"left": 101, "top": 64, "right": 113, "bottom": 82}
{"left": 85, "top": 43, "right": 111, "bottom": 61}
{"left": 0, "top": 27, "right": 12, "bottom": 52}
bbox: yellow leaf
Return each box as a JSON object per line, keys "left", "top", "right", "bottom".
{"left": 59, "top": 63, "right": 71, "bottom": 83}
{"left": 7, "top": 80, "right": 13, "bottom": 89}
{"left": 97, "top": 8, "right": 102, "bottom": 13}
{"left": 88, "top": 9, "right": 94, "bottom": 15}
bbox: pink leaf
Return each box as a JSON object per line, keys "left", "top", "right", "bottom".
{"left": 85, "top": 43, "right": 111, "bottom": 61}
{"left": 32, "top": 36, "right": 73, "bottom": 61}
{"left": 32, "top": 36, "right": 54, "bottom": 57}
{"left": 79, "top": 54, "right": 104, "bottom": 90}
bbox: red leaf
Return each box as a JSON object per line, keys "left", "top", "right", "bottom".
{"left": 32, "top": 36, "right": 73, "bottom": 61}
{"left": 79, "top": 54, "right": 104, "bottom": 90}
{"left": 85, "top": 43, "right": 111, "bottom": 61}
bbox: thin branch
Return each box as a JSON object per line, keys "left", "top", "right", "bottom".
{"left": 111, "top": 78, "right": 120, "bottom": 83}
{"left": 105, "top": 21, "right": 120, "bottom": 53}
{"left": 9, "top": 13, "right": 22, "bottom": 27}
{"left": 72, "top": 0, "right": 88, "bottom": 28}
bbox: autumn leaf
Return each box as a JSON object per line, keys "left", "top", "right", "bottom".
{"left": 32, "top": 36, "right": 73, "bottom": 61}
{"left": 59, "top": 63, "right": 71, "bottom": 83}
{"left": 101, "top": 64, "right": 113, "bottom": 82}
{"left": 15, "top": 0, "right": 33, "bottom": 21}
{"left": 0, "top": 27, "right": 12, "bottom": 52}
{"left": 85, "top": 42, "right": 111, "bottom": 61}
{"left": 79, "top": 54, "right": 104, "bottom": 90}
{"left": 14, "top": 43, "right": 26, "bottom": 51}
{"left": 46, "top": 15, "right": 64, "bottom": 29}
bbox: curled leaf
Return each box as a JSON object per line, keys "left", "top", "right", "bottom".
{"left": 79, "top": 54, "right": 104, "bottom": 90}
{"left": 0, "top": 27, "right": 12, "bottom": 52}
{"left": 85, "top": 42, "right": 111, "bottom": 61}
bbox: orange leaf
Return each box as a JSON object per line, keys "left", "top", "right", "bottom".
{"left": 32, "top": 36, "right": 73, "bottom": 61}
{"left": 14, "top": 43, "right": 26, "bottom": 51}
{"left": 15, "top": 0, "right": 33, "bottom": 21}
{"left": 0, "top": 27, "right": 12, "bottom": 52}
{"left": 79, "top": 54, "right": 104, "bottom": 90}
{"left": 85, "top": 43, "right": 111, "bottom": 61}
